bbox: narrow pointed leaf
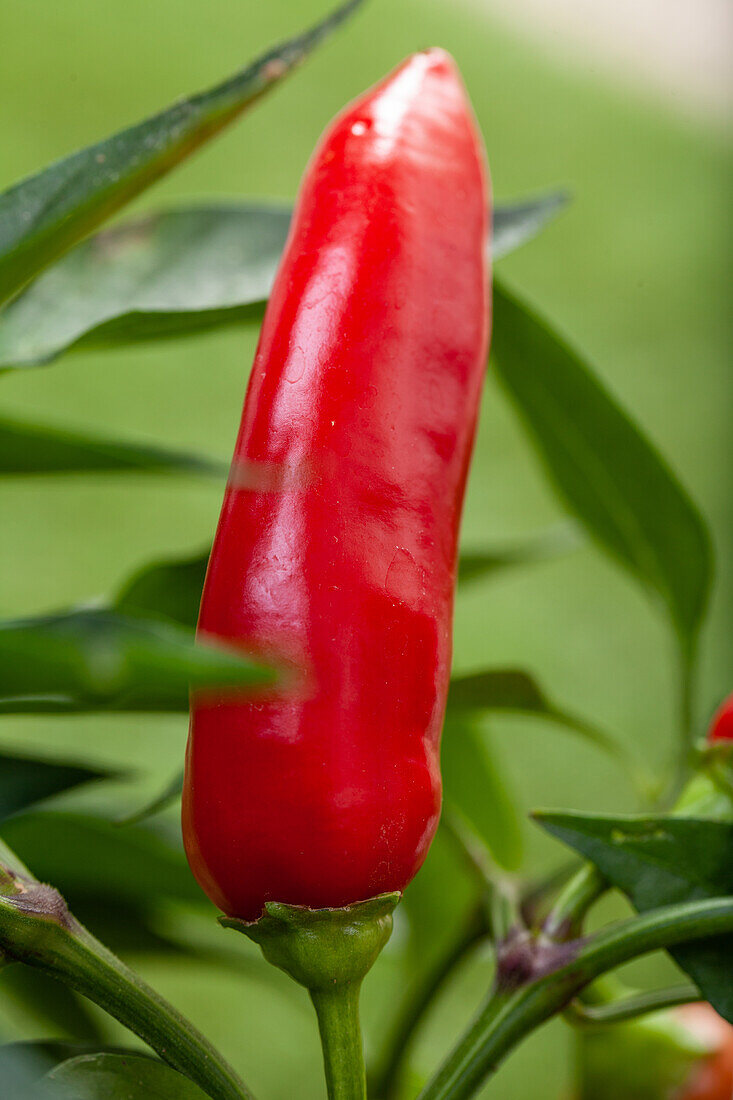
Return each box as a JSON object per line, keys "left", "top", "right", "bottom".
{"left": 536, "top": 811, "right": 733, "bottom": 1020}
{"left": 0, "top": 608, "right": 276, "bottom": 713}
{"left": 0, "top": 415, "right": 222, "bottom": 476}
{"left": 115, "top": 550, "right": 209, "bottom": 627}
{"left": 447, "top": 668, "right": 648, "bottom": 794}
{"left": 0, "top": 750, "right": 109, "bottom": 822}
{"left": 457, "top": 522, "right": 582, "bottom": 585}
{"left": 492, "top": 281, "right": 712, "bottom": 650}
{"left": 448, "top": 669, "right": 613, "bottom": 754}
{"left": 0, "top": 0, "right": 364, "bottom": 307}
{"left": 0, "top": 192, "right": 567, "bottom": 368}
{"left": 491, "top": 190, "right": 568, "bottom": 260}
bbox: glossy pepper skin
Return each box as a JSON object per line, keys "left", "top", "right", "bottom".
{"left": 183, "top": 50, "right": 490, "bottom": 921}
{"left": 708, "top": 694, "right": 733, "bottom": 743}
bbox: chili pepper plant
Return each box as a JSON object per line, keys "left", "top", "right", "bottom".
{"left": 0, "top": 3, "right": 730, "bottom": 1099}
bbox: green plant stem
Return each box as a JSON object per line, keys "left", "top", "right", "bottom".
{"left": 543, "top": 863, "right": 607, "bottom": 940}
{"left": 310, "top": 983, "right": 366, "bottom": 1100}
{"left": 372, "top": 905, "right": 488, "bottom": 1100}
{"left": 0, "top": 843, "right": 251, "bottom": 1100}
{"left": 419, "top": 895, "right": 733, "bottom": 1100}
{"left": 565, "top": 982, "right": 701, "bottom": 1027}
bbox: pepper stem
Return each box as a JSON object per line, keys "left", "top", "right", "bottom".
{"left": 310, "top": 982, "right": 366, "bottom": 1100}
{"left": 222, "top": 892, "right": 400, "bottom": 1100}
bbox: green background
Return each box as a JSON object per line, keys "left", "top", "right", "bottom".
{"left": 1, "top": 0, "right": 731, "bottom": 1096}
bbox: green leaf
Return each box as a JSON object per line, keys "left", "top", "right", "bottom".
{"left": 0, "top": 415, "right": 222, "bottom": 476}
{"left": 491, "top": 281, "right": 712, "bottom": 651}
{"left": 0, "top": 0, "right": 364, "bottom": 307}
{"left": 492, "top": 191, "right": 569, "bottom": 260}
{"left": 441, "top": 718, "right": 523, "bottom": 871}
{"left": 457, "top": 522, "right": 582, "bottom": 585}
{"left": 536, "top": 811, "right": 733, "bottom": 1021}
{"left": 46, "top": 1052, "right": 209, "bottom": 1099}
{"left": 0, "top": 193, "right": 567, "bottom": 368}
{"left": 448, "top": 668, "right": 616, "bottom": 755}
{"left": 0, "top": 205, "right": 287, "bottom": 367}
{"left": 0, "top": 608, "right": 275, "bottom": 713}
{"left": 0, "top": 750, "right": 108, "bottom": 822}
{"left": 115, "top": 551, "right": 209, "bottom": 627}
{"left": 1, "top": 812, "right": 199, "bottom": 910}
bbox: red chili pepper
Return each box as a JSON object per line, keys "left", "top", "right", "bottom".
{"left": 183, "top": 50, "right": 490, "bottom": 921}
{"left": 708, "top": 694, "right": 733, "bottom": 743}
{"left": 676, "top": 1004, "right": 733, "bottom": 1100}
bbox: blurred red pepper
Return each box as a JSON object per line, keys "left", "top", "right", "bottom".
{"left": 676, "top": 1004, "right": 733, "bottom": 1100}
{"left": 708, "top": 694, "right": 733, "bottom": 744}
{"left": 183, "top": 50, "right": 490, "bottom": 920}
{"left": 574, "top": 1002, "right": 733, "bottom": 1100}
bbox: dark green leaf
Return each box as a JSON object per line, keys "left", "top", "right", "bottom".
{"left": 46, "top": 1052, "right": 208, "bottom": 1099}
{"left": 0, "top": 192, "right": 567, "bottom": 368}
{"left": 536, "top": 811, "right": 733, "bottom": 1021}
{"left": 0, "top": 0, "right": 364, "bottom": 307}
{"left": 492, "top": 191, "right": 569, "bottom": 260}
{"left": 115, "top": 551, "right": 209, "bottom": 627}
{"left": 1, "top": 812, "right": 199, "bottom": 909}
{"left": 441, "top": 718, "right": 523, "bottom": 871}
{"left": 0, "top": 750, "right": 108, "bottom": 822}
{"left": 457, "top": 522, "right": 582, "bottom": 585}
{"left": 0, "top": 205, "right": 288, "bottom": 367}
{"left": 492, "top": 281, "right": 712, "bottom": 650}
{"left": 0, "top": 608, "right": 275, "bottom": 713}
{"left": 0, "top": 415, "right": 222, "bottom": 476}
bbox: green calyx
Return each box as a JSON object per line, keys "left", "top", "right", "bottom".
{"left": 222, "top": 894, "right": 400, "bottom": 1100}
{"left": 221, "top": 891, "right": 400, "bottom": 991}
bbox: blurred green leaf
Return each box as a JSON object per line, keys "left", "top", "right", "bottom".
{"left": 0, "top": 971, "right": 105, "bottom": 1046}
{"left": 401, "top": 825, "right": 479, "bottom": 971}
{"left": 46, "top": 1052, "right": 209, "bottom": 1099}
{"left": 116, "top": 771, "right": 184, "bottom": 827}
{"left": 447, "top": 668, "right": 650, "bottom": 796}
{"left": 0, "top": 193, "right": 567, "bottom": 368}
{"left": 492, "top": 281, "right": 712, "bottom": 651}
{"left": 537, "top": 811, "right": 733, "bottom": 1021}
{"left": 0, "top": 608, "right": 275, "bottom": 714}
{"left": 441, "top": 718, "right": 523, "bottom": 871}
{"left": 0, "top": 750, "right": 109, "bottom": 822}
{"left": 0, "top": 812, "right": 198, "bottom": 910}
{"left": 0, "top": 0, "right": 364, "bottom": 307}
{"left": 0, "top": 415, "right": 222, "bottom": 476}
{"left": 492, "top": 191, "right": 568, "bottom": 260}
{"left": 115, "top": 552, "right": 209, "bottom": 628}
{"left": 457, "top": 522, "right": 582, "bottom": 585}
{"left": 448, "top": 668, "right": 614, "bottom": 753}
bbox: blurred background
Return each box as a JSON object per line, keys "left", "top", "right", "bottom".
{"left": 1, "top": 0, "right": 731, "bottom": 1096}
